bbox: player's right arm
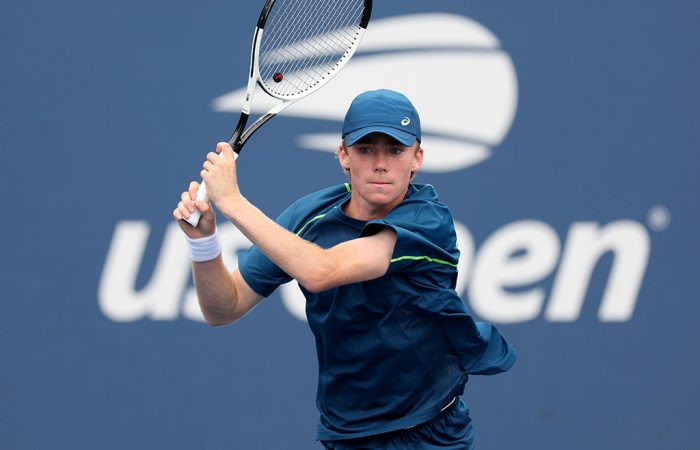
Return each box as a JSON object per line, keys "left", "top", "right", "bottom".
{"left": 190, "top": 257, "right": 263, "bottom": 326}
{"left": 174, "top": 182, "right": 263, "bottom": 326}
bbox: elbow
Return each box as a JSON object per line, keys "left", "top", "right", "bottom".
{"left": 201, "top": 308, "right": 239, "bottom": 327}
{"left": 204, "top": 315, "right": 236, "bottom": 327}
{"left": 298, "top": 266, "right": 335, "bottom": 294}
{"left": 303, "top": 283, "right": 327, "bottom": 294}
{"left": 299, "top": 277, "right": 330, "bottom": 294}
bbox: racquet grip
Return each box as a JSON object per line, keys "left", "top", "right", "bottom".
{"left": 183, "top": 150, "right": 237, "bottom": 228}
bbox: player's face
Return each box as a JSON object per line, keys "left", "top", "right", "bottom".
{"left": 339, "top": 132, "right": 423, "bottom": 220}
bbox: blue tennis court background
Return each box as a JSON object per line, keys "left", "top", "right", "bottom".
{"left": 1, "top": 1, "right": 698, "bottom": 449}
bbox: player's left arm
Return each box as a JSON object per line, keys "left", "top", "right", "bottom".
{"left": 301, "top": 228, "right": 397, "bottom": 292}
{"left": 230, "top": 200, "right": 397, "bottom": 293}
{"left": 200, "top": 142, "right": 396, "bottom": 293}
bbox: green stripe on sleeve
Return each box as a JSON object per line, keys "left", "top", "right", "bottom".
{"left": 390, "top": 255, "right": 458, "bottom": 268}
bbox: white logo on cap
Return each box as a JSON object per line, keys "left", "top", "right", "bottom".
{"left": 401, "top": 117, "right": 411, "bottom": 126}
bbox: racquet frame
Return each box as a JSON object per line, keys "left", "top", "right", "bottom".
{"left": 228, "top": 0, "right": 372, "bottom": 155}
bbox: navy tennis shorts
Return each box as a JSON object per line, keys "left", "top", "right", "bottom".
{"left": 321, "top": 399, "right": 474, "bottom": 450}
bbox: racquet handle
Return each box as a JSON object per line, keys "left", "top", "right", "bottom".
{"left": 183, "top": 182, "right": 210, "bottom": 227}
{"left": 183, "top": 151, "right": 237, "bottom": 228}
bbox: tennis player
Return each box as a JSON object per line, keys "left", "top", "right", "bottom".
{"left": 174, "top": 89, "right": 516, "bottom": 449}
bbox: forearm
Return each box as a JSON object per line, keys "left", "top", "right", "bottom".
{"left": 218, "top": 195, "right": 334, "bottom": 292}
{"left": 192, "top": 256, "right": 239, "bottom": 326}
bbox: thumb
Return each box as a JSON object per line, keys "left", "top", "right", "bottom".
{"left": 194, "top": 200, "right": 217, "bottom": 232}
{"left": 216, "top": 142, "right": 235, "bottom": 159}
{"left": 195, "top": 200, "right": 216, "bottom": 220}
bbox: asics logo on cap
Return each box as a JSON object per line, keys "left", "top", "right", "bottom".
{"left": 401, "top": 117, "right": 411, "bottom": 126}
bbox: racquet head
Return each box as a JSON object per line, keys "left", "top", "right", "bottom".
{"left": 255, "top": 0, "right": 372, "bottom": 100}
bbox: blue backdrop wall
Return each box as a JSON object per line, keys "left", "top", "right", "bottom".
{"left": 1, "top": 1, "right": 699, "bottom": 449}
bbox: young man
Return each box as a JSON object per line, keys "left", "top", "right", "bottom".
{"left": 173, "top": 89, "right": 516, "bottom": 449}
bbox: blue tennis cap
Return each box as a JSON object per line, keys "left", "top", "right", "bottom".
{"left": 342, "top": 89, "right": 421, "bottom": 147}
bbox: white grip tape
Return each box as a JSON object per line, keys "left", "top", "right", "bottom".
{"left": 183, "top": 150, "right": 238, "bottom": 227}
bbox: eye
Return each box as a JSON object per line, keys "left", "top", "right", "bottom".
{"left": 390, "top": 147, "right": 404, "bottom": 155}
{"left": 358, "top": 146, "right": 372, "bottom": 154}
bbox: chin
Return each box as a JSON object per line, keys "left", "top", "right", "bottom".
{"left": 366, "top": 191, "right": 401, "bottom": 206}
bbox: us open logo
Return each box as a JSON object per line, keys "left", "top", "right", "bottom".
{"left": 213, "top": 13, "right": 518, "bottom": 172}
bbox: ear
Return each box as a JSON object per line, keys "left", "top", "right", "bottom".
{"left": 338, "top": 143, "right": 350, "bottom": 171}
{"left": 412, "top": 145, "right": 424, "bottom": 172}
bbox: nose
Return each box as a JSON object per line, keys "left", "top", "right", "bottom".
{"left": 373, "top": 150, "right": 388, "bottom": 172}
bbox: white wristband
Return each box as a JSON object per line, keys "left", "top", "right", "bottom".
{"left": 185, "top": 229, "right": 222, "bottom": 262}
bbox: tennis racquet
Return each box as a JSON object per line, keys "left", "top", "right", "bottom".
{"left": 185, "top": 0, "right": 372, "bottom": 227}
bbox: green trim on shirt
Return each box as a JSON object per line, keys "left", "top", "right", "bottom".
{"left": 390, "top": 255, "right": 458, "bottom": 268}
{"left": 296, "top": 214, "right": 327, "bottom": 236}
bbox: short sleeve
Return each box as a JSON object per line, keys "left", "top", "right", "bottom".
{"left": 238, "top": 245, "right": 291, "bottom": 298}
{"left": 361, "top": 192, "right": 459, "bottom": 275}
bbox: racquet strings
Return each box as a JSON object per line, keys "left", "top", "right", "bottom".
{"left": 258, "top": 0, "right": 366, "bottom": 97}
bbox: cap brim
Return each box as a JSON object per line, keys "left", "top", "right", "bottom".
{"left": 344, "top": 126, "right": 417, "bottom": 147}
